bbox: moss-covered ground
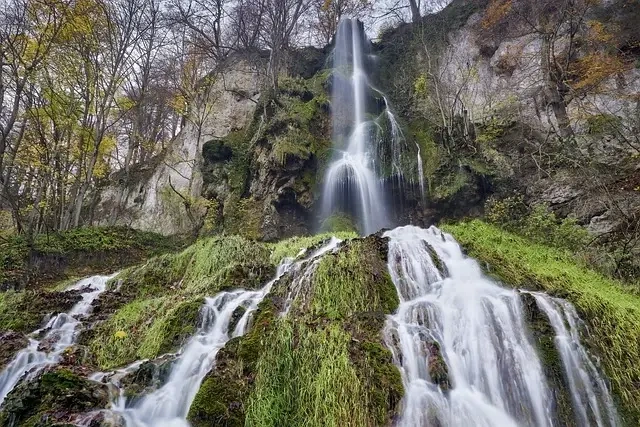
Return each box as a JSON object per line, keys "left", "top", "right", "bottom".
{"left": 444, "top": 220, "right": 640, "bottom": 425}
{"left": 0, "top": 226, "right": 184, "bottom": 291}
{"left": 88, "top": 235, "right": 274, "bottom": 369}
{"left": 188, "top": 235, "right": 403, "bottom": 427}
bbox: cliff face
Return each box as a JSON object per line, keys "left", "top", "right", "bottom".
{"left": 94, "top": 0, "right": 639, "bottom": 251}
{"left": 95, "top": 58, "right": 264, "bottom": 236}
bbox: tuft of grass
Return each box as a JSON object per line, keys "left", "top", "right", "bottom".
{"left": 188, "top": 234, "right": 403, "bottom": 426}
{"left": 245, "top": 321, "right": 368, "bottom": 427}
{"left": 444, "top": 220, "right": 640, "bottom": 425}
{"left": 268, "top": 231, "right": 356, "bottom": 265}
{"left": 311, "top": 240, "right": 398, "bottom": 319}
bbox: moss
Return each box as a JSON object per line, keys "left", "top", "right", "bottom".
{"left": 0, "top": 368, "right": 108, "bottom": 427}
{"left": 88, "top": 235, "right": 273, "bottom": 369}
{"left": 0, "top": 226, "right": 183, "bottom": 290}
{"left": 520, "top": 293, "right": 576, "bottom": 426}
{"left": 223, "top": 197, "right": 264, "bottom": 241}
{"left": 0, "top": 289, "right": 81, "bottom": 333}
{"left": 320, "top": 213, "right": 358, "bottom": 234}
{"left": 188, "top": 235, "right": 402, "bottom": 427}
{"left": 310, "top": 237, "right": 398, "bottom": 319}
{"left": 444, "top": 220, "right": 640, "bottom": 425}
{"left": 267, "top": 231, "right": 356, "bottom": 265}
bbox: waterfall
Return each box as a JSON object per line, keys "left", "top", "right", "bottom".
{"left": 321, "top": 19, "right": 424, "bottom": 235}
{"left": 383, "top": 225, "right": 619, "bottom": 427}
{"left": 0, "top": 274, "right": 114, "bottom": 404}
{"left": 112, "top": 238, "right": 342, "bottom": 427}
{"left": 532, "top": 293, "right": 619, "bottom": 427}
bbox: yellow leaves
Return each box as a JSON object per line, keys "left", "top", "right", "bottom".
{"left": 93, "top": 135, "right": 116, "bottom": 179}
{"left": 482, "top": 0, "right": 512, "bottom": 30}
{"left": 114, "top": 330, "right": 128, "bottom": 339}
{"left": 322, "top": 0, "right": 332, "bottom": 11}
{"left": 414, "top": 75, "right": 428, "bottom": 97}
{"left": 570, "top": 52, "right": 627, "bottom": 91}
{"left": 587, "top": 20, "right": 614, "bottom": 43}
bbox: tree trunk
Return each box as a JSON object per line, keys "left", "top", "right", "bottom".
{"left": 540, "top": 35, "right": 573, "bottom": 140}
{"left": 409, "top": 0, "right": 421, "bottom": 23}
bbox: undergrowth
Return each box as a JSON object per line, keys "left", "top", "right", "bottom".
{"left": 89, "top": 236, "right": 273, "bottom": 369}
{"left": 444, "top": 220, "right": 640, "bottom": 425}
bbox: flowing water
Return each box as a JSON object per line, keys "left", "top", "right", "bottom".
{"left": 112, "top": 238, "right": 342, "bottom": 427}
{"left": 532, "top": 293, "right": 619, "bottom": 427}
{"left": 383, "top": 225, "right": 619, "bottom": 427}
{"left": 0, "top": 274, "right": 114, "bottom": 404}
{"left": 321, "top": 20, "right": 424, "bottom": 234}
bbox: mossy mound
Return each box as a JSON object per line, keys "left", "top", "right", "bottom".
{"left": 88, "top": 236, "right": 274, "bottom": 370}
{"left": 0, "top": 368, "right": 109, "bottom": 427}
{"left": 0, "top": 226, "right": 183, "bottom": 291}
{"left": 444, "top": 220, "right": 640, "bottom": 425}
{"left": 0, "top": 289, "right": 81, "bottom": 334}
{"left": 188, "top": 235, "right": 403, "bottom": 427}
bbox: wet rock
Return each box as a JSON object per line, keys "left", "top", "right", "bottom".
{"left": 0, "top": 331, "right": 28, "bottom": 371}
{"left": 426, "top": 341, "right": 450, "bottom": 391}
{"left": 0, "top": 367, "right": 109, "bottom": 427}
{"left": 118, "top": 356, "right": 176, "bottom": 404}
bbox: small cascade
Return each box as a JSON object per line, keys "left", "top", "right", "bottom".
{"left": 112, "top": 238, "right": 342, "bottom": 427}
{"left": 0, "top": 274, "right": 114, "bottom": 404}
{"left": 383, "top": 225, "right": 619, "bottom": 427}
{"left": 532, "top": 293, "right": 619, "bottom": 427}
{"left": 321, "top": 20, "right": 423, "bottom": 234}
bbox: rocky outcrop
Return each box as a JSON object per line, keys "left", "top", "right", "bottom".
{"left": 96, "top": 58, "right": 264, "bottom": 236}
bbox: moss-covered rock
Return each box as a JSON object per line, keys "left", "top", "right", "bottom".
{"left": 0, "top": 368, "right": 108, "bottom": 427}
{"left": 0, "top": 226, "right": 184, "bottom": 291}
{"left": 520, "top": 292, "right": 576, "bottom": 426}
{"left": 0, "top": 289, "right": 81, "bottom": 334}
{"left": 189, "top": 234, "right": 403, "bottom": 427}
{"left": 0, "top": 331, "right": 28, "bottom": 371}
{"left": 87, "top": 235, "right": 274, "bottom": 369}
{"left": 444, "top": 220, "right": 640, "bottom": 425}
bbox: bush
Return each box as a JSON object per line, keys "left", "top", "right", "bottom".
{"left": 485, "top": 196, "right": 589, "bottom": 252}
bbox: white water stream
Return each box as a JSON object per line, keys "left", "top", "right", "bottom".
{"left": 112, "top": 238, "right": 342, "bottom": 427}
{"left": 533, "top": 293, "right": 619, "bottom": 427}
{"left": 0, "top": 274, "right": 114, "bottom": 404}
{"left": 383, "top": 225, "right": 619, "bottom": 427}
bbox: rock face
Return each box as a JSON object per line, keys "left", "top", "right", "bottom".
{"left": 96, "top": 58, "right": 264, "bottom": 236}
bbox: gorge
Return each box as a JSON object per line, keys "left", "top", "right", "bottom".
{"left": 1, "top": 0, "right": 639, "bottom": 426}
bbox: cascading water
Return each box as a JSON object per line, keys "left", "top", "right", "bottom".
{"left": 383, "top": 225, "right": 619, "bottom": 427}
{"left": 111, "top": 238, "right": 342, "bottom": 427}
{"left": 321, "top": 20, "right": 424, "bottom": 235}
{"left": 0, "top": 274, "right": 114, "bottom": 404}
{"left": 532, "top": 293, "right": 619, "bottom": 427}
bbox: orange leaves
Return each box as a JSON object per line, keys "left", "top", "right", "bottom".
{"left": 570, "top": 52, "right": 627, "bottom": 91}
{"left": 481, "top": 0, "right": 513, "bottom": 30}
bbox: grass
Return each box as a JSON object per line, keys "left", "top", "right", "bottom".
{"left": 0, "top": 226, "right": 183, "bottom": 289}
{"left": 267, "top": 231, "right": 356, "bottom": 265}
{"left": 443, "top": 220, "right": 640, "bottom": 425}
{"left": 89, "top": 235, "right": 273, "bottom": 369}
{"left": 245, "top": 321, "right": 368, "bottom": 427}
{"left": 188, "top": 234, "right": 403, "bottom": 426}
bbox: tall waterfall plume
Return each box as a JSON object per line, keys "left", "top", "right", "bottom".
{"left": 320, "top": 19, "right": 424, "bottom": 235}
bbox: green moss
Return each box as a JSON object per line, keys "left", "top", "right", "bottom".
{"left": 0, "top": 290, "right": 80, "bottom": 333}
{"left": 0, "top": 226, "right": 183, "bottom": 290}
{"left": 311, "top": 239, "right": 398, "bottom": 319}
{"left": 88, "top": 235, "right": 273, "bottom": 369}
{"left": 223, "top": 196, "right": 263, "bottom": 241}
{"left": 443, "top": 220, "right": 640, "bottom": 425}
{"left": 188, "top": 235, "right": 402, "bottom": 427}
{"left": 432, "top": 170, "right": 469, "bottom": 200}
{"left": 268, "top": 232, "right": 356, "bottom": 265}
{"left": 320, "top": 213, "right": 358, "bottom": 234}
{"left": 0, "top": 368, "right": 108, "bottom": 427}
{"left": 246, "top": 321, "right": 369, "bottom": 427}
